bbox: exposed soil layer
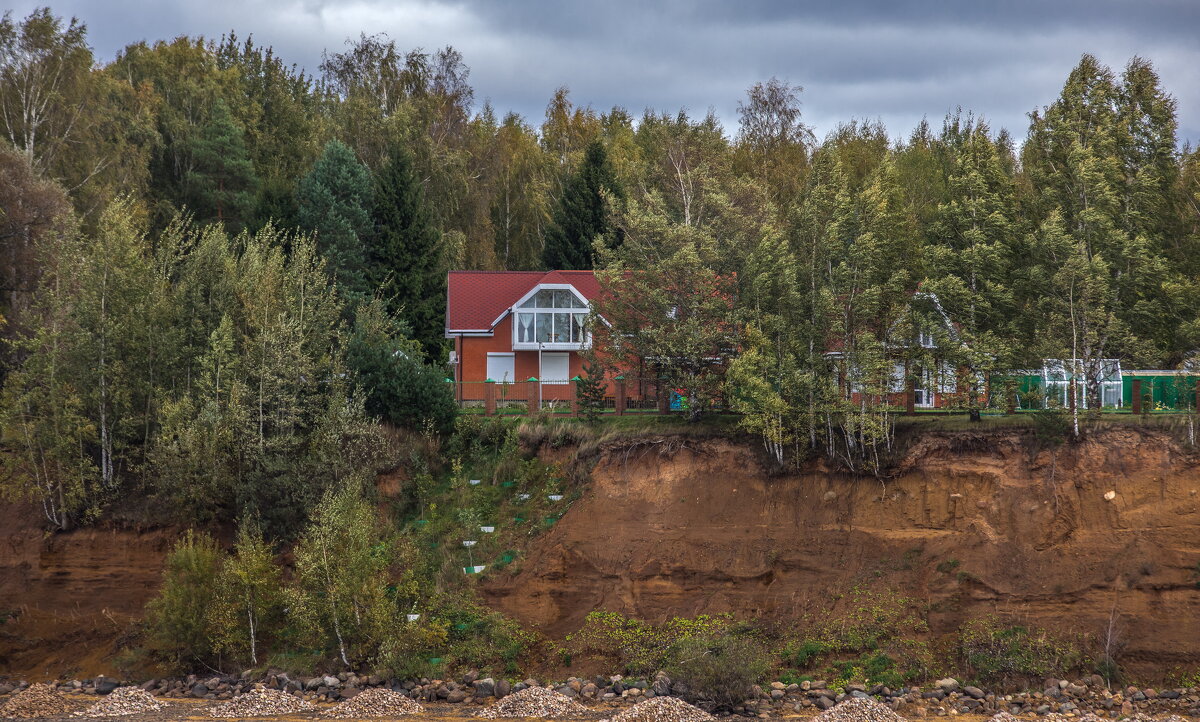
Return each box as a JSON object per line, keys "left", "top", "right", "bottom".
{"left": 0, "top": 503, "right": 176, "bottom": 678}
{"left": 3, "top": 426, "right": 1200, "bottom": 681}
{"left": 482, "top": 428, "right": 1200, "bottom": 678}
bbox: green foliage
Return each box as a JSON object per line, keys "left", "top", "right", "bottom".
{"left": 567, "top": 611, "right": 734, "bottom": 676}
{"left": 346, "top": 299, "right": 457, "bottom": 434}
{"left": 574, "top": 359, "right": 608, "bottom": 423}
{"left": 370, "top": 143, "right": 445, "bottom": 359}
{"left": 144, "top": 530, "right": 223, "bottom": 669}
{"left": 296, "top": 140, "right": 374, "bottom": 301}
{"left": 375, "top": 618, "right": 450, "bottom": 679}
{"left": 957, "top": 616, "right": 1087, "bottom": 685}
{"left": 543, "top": 138, "right": 623, "bottom": 270}
{"left": 210, "top": 520, "right": 283, "bottom": 665}
{"left": 781, "top": 586, "right": 935, "bottom": 686}
{"left": 666, "top": 634, "right": 771, "bottom": 710}
{"left": 289, "top": 485, "right": 398, "bottom": 667}
{"left": 183, "top": 99, "right": 258, "bottom": 232}
{"left": 1032, "top": 407, "right": 1072, "bottom": 444}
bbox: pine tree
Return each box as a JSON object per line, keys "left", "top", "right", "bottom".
{"left": 542, "top": 139, "right": 622, "bottom": 269}
{"left": 184, "top": 99, "right": 258, "bottom": 232}
{"left": 295, "top": 140, "right": 373, "bottom": 301}
{"left": 370, "top": 144, "right": 445, "bottom": 359}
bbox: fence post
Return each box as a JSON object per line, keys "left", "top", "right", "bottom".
{"left": 484, "top": 380, "right": 496, "bottom": 416}
{"left": 1132, "top": 379, "right": 1142, "bottom": 415}
{"left": 615, "top": 375, "right": 626, "bottom": 416}
{"left": 570, "top": 376, "right": 581, "bottom": 417}
{"left": 527, "top": 377, "right": 539, "bottom": 415}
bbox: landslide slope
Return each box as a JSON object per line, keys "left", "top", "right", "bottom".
{"left": 482, "top": 427, "right": 1200, "bottom": 676}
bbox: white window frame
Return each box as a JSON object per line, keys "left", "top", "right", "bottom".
{"left": 508, "top": 284, "right": 592, "bottom": 351}
{"left": 486, "top": 353, "right": 516, "bottom": 384}
{"left": 540, "top": 352, "right": 571, "bottom": 385}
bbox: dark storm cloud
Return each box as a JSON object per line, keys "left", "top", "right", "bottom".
{"left": 9, "top": 0, "right": 1200, "bottom": 144}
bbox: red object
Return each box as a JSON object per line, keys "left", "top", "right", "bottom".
{"left": 445, "top": 270, "right": 626, "bottom": 405}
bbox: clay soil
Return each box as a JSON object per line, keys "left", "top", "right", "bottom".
{"left": 483, "top": 427, "right": 1200, "bottom": 679}
{"left": 2, "top": 426, "right": 1199, "bottom": 681}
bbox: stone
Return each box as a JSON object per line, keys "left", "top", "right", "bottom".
{"left": 323, "top": 676, "right": 340, "bottom": 689}
{"left": 816, "top": 696, "right": 836, "bottom": 710}
{"left": 192, "top": 683, "right": 210, "bottom": 698}
{"left": 446, "top": 689, "right": 468, "bottom": 703}
{"left": 95, "top": 678, "right": 119, "bottom": 695}
{"left": 495, "top": 679, "right": 511, "bottom": 698}
{"left": 964, "top": 686, "right": 985, "bottom": 700}
{"left": 937, "top": 678, "right": 960, "bottom": 693}
{"left": 473, "top": 678, "right": 495, "bottom": 698}
{"left": 0, "top": 684, "right": 15, "bottom": 696}
{"left": 582, "top": 683, "right": 598, "bottom": 698}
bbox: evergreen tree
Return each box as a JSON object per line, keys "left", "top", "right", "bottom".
{"left": 295, "top": 140, "right": 373, "bottom": 301}
{"left": 542, "top": 139, "right": 623, "bottom": 269}
{"left": 370, "top": 143, "right": 445, "bottom": 359}
{"left": 184, "top": 99, "right": 258, "bottom": 231}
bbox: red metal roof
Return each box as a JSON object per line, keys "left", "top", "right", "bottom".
{"left": 446, "top": 270, "right": 602, "bottom": 333}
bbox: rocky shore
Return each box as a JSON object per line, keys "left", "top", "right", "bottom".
{"left": 0, "top": 672, "right": 1198, "bottom": 719}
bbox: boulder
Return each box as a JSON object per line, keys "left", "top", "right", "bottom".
{"left": 473, "top": 678, "right": 495, "bottom": 698}
{"left": 964, "top": 686, "right": 985, "bottom": 700}
{"left": 937, "top": 678, "right": 960, "bottom": 693}
{"left": 95, "top": 678, "right": 120, "bottom": 695}
{"left": 447, "top": 689, "right": 469, "bottom": 703}
{"left": 816, "top": 696, "right": 836, "bottom": 710}
{"left": 495, "top": 679, "right": 511, "bottom": 698}
{"left": 191, "top": 683, "right": 209, "bottom": 698}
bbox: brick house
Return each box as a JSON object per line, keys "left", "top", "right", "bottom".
{"left": 445, "top": 270, "right": 608, "bottom": 403}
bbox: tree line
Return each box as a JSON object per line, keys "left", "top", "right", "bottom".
{"left": 2, "top": 5, "right": 1200, "bottom": 498}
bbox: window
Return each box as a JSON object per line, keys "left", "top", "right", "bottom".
{"left": 486, "top": 353, "right": 515, "bottom": 384}
{"left": 540, "top": 353, "right": 570, "bottom": 384}
{"left": 513, "top": 287, "right": 589, "bottom": 349}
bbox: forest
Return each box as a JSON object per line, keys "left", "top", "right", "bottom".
{"left": 2, "top": 4, "right": 1200, "bottom": 535}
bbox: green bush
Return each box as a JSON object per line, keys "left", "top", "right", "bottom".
{"left": 347, "top": 303, "right": 457, "bottom": 435}
{"left": 780, "top": 586, "right": 936, "bottom": 685}
{"left": 375, "top": 619, "right": 450, "bottom": 679}
{"left": 666, "top": 634, "right": 771, "bottom": 710}
{"left": 567, "top": 611, "right": 733, "bottom": 676}
{"left": 144, "top": 530, "right": 223, "bottom": 669}
{"left": 958, "top": 616, "right": 1086, "bottom": 685}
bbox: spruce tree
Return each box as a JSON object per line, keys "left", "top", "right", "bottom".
{"left": 542, "top": 139, "right": 622, "bottom": 269}
{"left": 370, "top": 144, "right": 445, "bottom": 360}
{"left": 184, "top": 99, "right": 258, "bottom": 232}
{"left": 295, "top": 140, "right": 373, "bottom": 302}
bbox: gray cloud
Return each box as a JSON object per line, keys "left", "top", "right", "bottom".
{"left": 9, "top": 0, "right": 1200, "bottom": 144}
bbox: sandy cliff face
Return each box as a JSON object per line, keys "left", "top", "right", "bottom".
{"left": 482, "top": 428, "right": 1200, "bottom": 677}
{"left": 0, "top": 504, "right": 176, "bottom": 678}
{"left": 2, "top": 426, "right": 1198, "bottom": 680}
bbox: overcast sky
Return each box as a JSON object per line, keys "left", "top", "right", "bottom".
{"left": 12, "top": 0, "right": 1200, "bottom": 146}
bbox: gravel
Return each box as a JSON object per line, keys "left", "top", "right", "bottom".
{"left": 322, "top": 688, "right": 423, "bottom": 718}
{"left": 475, "top": 686, "right": 589, "bottom": 718}
{"left": 206, "top": 684, "right": 315, "bottom": 718}
{"left": 600, "top": 696, "right": 715, "bottom": 722}
{"left": 0, "top": 683, "right": 73, "bottom": 719}
{"left": 814, "top": 698, "right": 907, "bottom": 722}
{"left": 74, "top": 687, "right": 166, "bottom": 717}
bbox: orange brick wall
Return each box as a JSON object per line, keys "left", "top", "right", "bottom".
{"left": 451, "top": 315, "right": 631, "bottom": 402}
